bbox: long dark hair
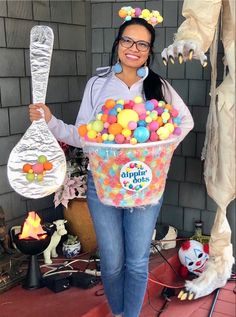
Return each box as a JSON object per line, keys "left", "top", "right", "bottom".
{"left": 110, "top": 18, "right": 166, "bottom": 102}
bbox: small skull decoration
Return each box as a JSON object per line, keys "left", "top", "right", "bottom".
{"left": 178, "top": 240, "right": 209, "bottom": 278}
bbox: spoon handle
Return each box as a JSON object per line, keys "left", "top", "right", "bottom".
{"left": 30, "top": 26, "right": 54, "bottom": 104}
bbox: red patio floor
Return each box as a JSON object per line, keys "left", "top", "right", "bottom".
{"left": 0, "top": 249, "right": 235, "bottom": 317}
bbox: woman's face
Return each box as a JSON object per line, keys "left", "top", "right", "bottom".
{"left": 118, "top": 24, "right": 151, "bottom": 70}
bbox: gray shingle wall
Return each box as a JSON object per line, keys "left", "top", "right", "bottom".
{"left": 0, "top": 0, "right": 90, "bottom": 228}
{"left": 90, "top": 0, "right": 235, "bottom": 238}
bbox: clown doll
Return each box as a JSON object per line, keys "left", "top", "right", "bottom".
{"left": 178, "top": 240, "right": 209, "bottom": 279}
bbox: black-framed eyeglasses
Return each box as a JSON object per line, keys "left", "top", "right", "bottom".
{"left": 119, "top": 36, "right": 150, "bottom": 52}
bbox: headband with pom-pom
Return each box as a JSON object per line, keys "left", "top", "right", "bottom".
{"left": 118, "top": 6, "right": 163, "bottom": 27}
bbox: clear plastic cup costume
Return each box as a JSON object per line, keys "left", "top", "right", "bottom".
{"left": 80, "top": 97, "right": 182, "bottom": 207}
{"left": 162, "top": 0, "right": 235, "bottom": 300}
{"left": 7, "top": 26, "right": 66, "bottom": 199}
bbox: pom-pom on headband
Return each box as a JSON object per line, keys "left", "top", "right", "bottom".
{"left": 118, "top": 6, "right": 163, "bottom": 27}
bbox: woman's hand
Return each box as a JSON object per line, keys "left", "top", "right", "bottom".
{"left": 29, "top": 103, "right": 52, "bottom": 123}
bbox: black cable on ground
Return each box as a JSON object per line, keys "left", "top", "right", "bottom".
{"left": 208, "top": 288, "right": 220, "bottom": 317}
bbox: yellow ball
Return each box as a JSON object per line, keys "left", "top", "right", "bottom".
{"left": 102, "top": 133, "right": 108, "bottom": 141}
{"left": 117, "top": 99, "right": 125, "bottom": 105}
{"left": 87, "top": 130, "right": 97, "bottom": 139}
{"left": 108, "top": 134, "right": 115, "bottom": 141}
{"left": 87, "top": 122, "right": 93, "bottom": 130}
{"left": 134, "top": 96, "right": 143, "bottom": 104}
{"left": 117, "top": 109, "right": 139, "bottom": 128}
{"left": 122, "top": 128, "right": 132, "bottom": 137}
{"left": 145, "top": 116, "right": 152, "bottom": 123}
{"left": 130, "top": 138, "right": 137, "bottom": 145}
{"left": 165, "top": 123, "right": 174, "bottom": 133}
{"left": 142, "top": 9, "right": 150, "bottom": 18}
{"left": 161, "top": 112, "right": 170, "bottom": 123}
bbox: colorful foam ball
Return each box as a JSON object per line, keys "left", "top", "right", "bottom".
{"left": 134, "top": 96, "right": 143, "bottom": 104}
{"left": 87, "top": 130, "right": 97, "bottom": 139}
{"left": 133, "top": 127, "right": 150, "bottom": 143}
{"left": 145, "top": 100, "right": 155, "bottom": 111}
{"left": 78, "top": 124, "right": 88, "bottom": 137}
{"left": 26, "top": 173, "right": 35, "bottom": 182}
{"left": 149, "top": 121, "right": 159, "bottom": 131}
{"left": 43, "top": 161, "right": 53, "bottom": 171}
{"left": 174, "top": 127, "right": 182, "bottom": 135}
{"left": 23, "top": 163, "right": 32, "bottom": 173}
{"left": 137, "top": 120, "right": 147, "bottom": 127}
{"left": 117, "top": 109, "right": 139, "bottom": 128}
{"left": 32, "top": 163, "right": 44, "bottom": 175}
{"left": 92, "top": 120, "right": 104, "bottom": 132}
{"left": 108, "top": 123, "right": 123, "bottom": 135}
{"left": 115, "top": 134, "right": 125, "bottom": 144}
{"left": 105, "top": 99, "right": 116, "bottom": 109}
{"left": 128, "top": 121, "right": 137, "bottom": 130}
{"left": 37, "top": 155, "right": 47, "bottom": 163}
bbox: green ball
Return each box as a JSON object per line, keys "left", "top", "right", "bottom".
{"left": 26, "top": 173, "right": 35, "bottom": 182}
{"left": 37, "top": 174, "right": 44, "bottom": 182}
{"left": 92, "top": 120, "right": 104, "bottom": 132}
{"left": 38, "top": 155, "right": 47, "bottom": 163}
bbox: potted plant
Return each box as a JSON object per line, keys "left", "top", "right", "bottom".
{"left": 54, "top": 143, "right": 97, "bottom": 253}
{"left": 62, "top": 234, "right": 81, "bottom": 258}
{"left": 54, "top": 144, "right": 88, "bottom": 209}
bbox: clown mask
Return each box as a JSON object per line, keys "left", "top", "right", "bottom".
{"left": 178, "top": 240, "right": 209, "bottom": 277}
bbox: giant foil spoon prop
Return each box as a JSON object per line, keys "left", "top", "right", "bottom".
{"left": 7, "top": 26, "right": 66, "bottom": 199}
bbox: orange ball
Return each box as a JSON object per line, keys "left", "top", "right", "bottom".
{"left": 95, "top": 135, "right": 103, "bottom": 143}
{"left": 101, "top": 114, "right": 108, "bottom": 122}
{"left": 108, "top": 123, "right": 123, "bottom": 135}
{"left": 105, "top": 99, "right": 116, "bottom": 109}
{"left": 78, "top": 124, "right": 88, "bottom": 137}
{"left": 157, "top": 116, "right": 163, "bottom": 126}
{"left": 23, "top": 163, "right": 32, "bottom": 173}
{"left": 43, "top": 161, "right": 53, "bottom": 171}
{"left": 118, "top": 9, "right": 127, "bottom": 18}
{"left": 165, "top": 103, "right": 173, "bottom": 111}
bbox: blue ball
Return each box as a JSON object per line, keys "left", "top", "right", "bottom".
{"left": 133, "top": 127, "right": 150, "bottom": 143}
{"left": 145, "top": 100, "right": 154, "bottom": 111}
{"left": 137, "top": 120, "right": 147, "bottom": 127}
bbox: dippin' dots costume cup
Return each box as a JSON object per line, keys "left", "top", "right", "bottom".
{"left": 83, "top": 138, "right": 178, "bottom": 207}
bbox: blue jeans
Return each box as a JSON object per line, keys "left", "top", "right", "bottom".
{"left": 87, "top": 171, "right": 162, "bottom": 317}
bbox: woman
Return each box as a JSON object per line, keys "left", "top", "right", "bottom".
{"left": 29, "top": 17, "right": 193, "bottom": 317}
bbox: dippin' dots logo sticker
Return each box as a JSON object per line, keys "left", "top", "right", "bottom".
{"left": 120, "top": 161, "right": 152, "bottom": 192}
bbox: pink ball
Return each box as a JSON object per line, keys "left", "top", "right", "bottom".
{"left": 149, "top": 132, "right": 158, "bottom": 142}
{"left": 32, "top": 163, "right": 44, "bottom": 174}
{"left": 104, "top": 122, "right": 110, "bottom": 128}
{"left": 173, "top": 127, "right": 182, "bottom": 135}
{"left": 133, "top": 103, "right": 146, "bottom": 115}
{"left": 135, "top": 7, "right": 142, "bottom": 16}
{"left": 108, "top": 115, "right": 117, "bottom": 124}
{"left": 128, "top": 121, "right": 137, "bottom": 130}
{"left": 115, "top": 134, "right": 125, "bottom": 144}
{"left": 139, "top": 113, "right": 147, "bottom": 120}
{"left": 151, "top": 99, "right": 158, "bottom": 108}
{"left": 171, "top": 108, "right": 179, "bottom": 117}
{"left": 148, "top": 121, "right": 159, "bottom": 131}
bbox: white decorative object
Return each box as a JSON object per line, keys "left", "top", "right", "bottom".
{"left": 43, "top": 219, "right": 67, "bottom": 264}
{"left": 7, "top": 26, "right": 66, "bottom": 199}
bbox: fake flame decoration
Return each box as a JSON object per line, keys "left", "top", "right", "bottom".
{"left": 19, "top": 211, "right": 47, "bottom": 240}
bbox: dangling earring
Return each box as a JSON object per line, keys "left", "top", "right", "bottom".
{"left": 113, "top": 59, "right": 123, "bottom": 74}
{"left": 137, "top": 62, "right": 147, "bottom": 78}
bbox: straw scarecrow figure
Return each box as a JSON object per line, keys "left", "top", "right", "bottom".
{"left": 162, "top": 0, "right": 235, "bottom": 299}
